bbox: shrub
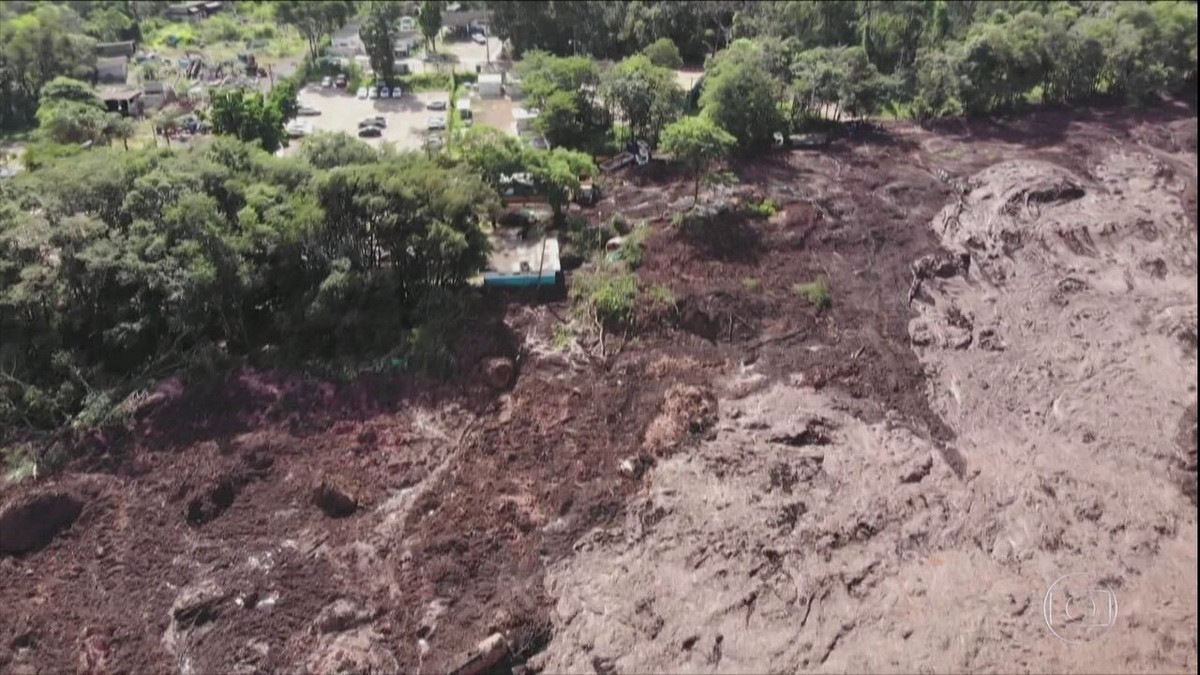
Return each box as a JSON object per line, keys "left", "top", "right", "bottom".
{"left": 645, "top": 284, "right": 676, "bottom": 311}
{"left": 741, "top": 277, "right": 761, "bottom": 291}
{"left": 618, "top": 225, "right": 650, "bottom": 270}
{"left": 793, "top": 278, "right": 832, "bottom": 310}
{"left": 571, "top": 271, "right": 638, "bottom": 328}
{"left": 743, "top": 197, "right": 777, "bottom": 219}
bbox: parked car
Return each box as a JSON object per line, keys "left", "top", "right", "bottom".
{"left": 358, "top": 125, "right": 383, "bottom": 138}
{"left": 321, "top": 76, "right": 333, "bottom": 88}
{"left": 426, "top": 100, "right": 448, "bottom": 111}
{"left": 358, "top": 116, "right": 386, "bottom": 129}
{"left": 471, "top": 33, "right": 487, "bottom": 45}
{"left": 389, "top": 86, "right": 402, "bottom": 98}
{"left": 285, "top": 120, "right": 312, "bottom": 138}
{"left": 426, "top": 116, "right": 446, "bottom": 131}
{"left": 335, "top": 74, "right": 348, "bottom": 88}
{"left": 356, "top": 87, "right": 369, "bottom": 99}
{"left": 297, "top": 105, "right": 321, "bottom": 116}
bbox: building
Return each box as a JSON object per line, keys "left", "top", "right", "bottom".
{"left": 95, "top": 57, "right": 129, "bottom": 84}
{"left": 483, "top": 234, "right": 561, "bottom": 288}
{"left": 393, "top": 29, "right": 421, "bottom": 57}
{"left": 99, "top": 88, "right": 143, "bottom": 117}
{"left": 141, "top": 82, "right": 177, "bottom": 111}
{"left": 478, "top": 73, "right": 503, "bottom": 97}
{"left": 164, "top": 1, "right": 220, "bottom": 20}
{"left": 96, "top": 41, "right": 136, "bottom": 59}
{"left": 330, "top": 22, "right": 364, "bottom": 57}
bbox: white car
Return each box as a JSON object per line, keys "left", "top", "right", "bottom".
{"left": 389, "top": 86, "right": 402, "bottom": 98}
{"left": 368, "top": 86, "right": 379, "bottom": 99}
{"left": 285, "top": 120, "right": 312, "bottom": 138}
{"left": 356, "top": 87, "right": 369, "bottom": 99}
{"left": 426, "top": 115, "right": 446, "bottom": 131}
{"left": 471, "top": 33, "right": 487, "bottom": 45}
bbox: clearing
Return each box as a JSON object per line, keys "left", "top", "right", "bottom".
{"left": 1, "top": 104, "right": 1196, "bottom": 674}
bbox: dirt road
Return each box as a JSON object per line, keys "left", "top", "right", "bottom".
{"left": 1, "top": 105, "right": 1195, "bottom": 674}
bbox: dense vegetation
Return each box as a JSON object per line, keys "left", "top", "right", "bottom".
{"left": 493, "top": 0, "right": 1197, "bottom": 122}
{"left": 0, "top": 137, "right": 498, "bottom": 433}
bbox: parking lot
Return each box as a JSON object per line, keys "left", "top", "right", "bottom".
{"left": 289, "top": 84, "right": 452, "bottom": 153}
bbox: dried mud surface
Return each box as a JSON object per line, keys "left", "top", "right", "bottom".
{"left": 2, "top": 105, "right": 1196, "bottom": 675}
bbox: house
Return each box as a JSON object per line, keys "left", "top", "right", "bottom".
{"left": 165, "top": 2, "right": 212, "bottom": 20}
{"left": 96, "top": 41, "right": 136, "bottom": 59}
{"left": 141, "top": 82, "right": 177, "bottom": 110}
{"left": 441, "top": 5, "right": 488, "bottom": 33}
{"left": 99, "top": 88, "right": 143, "bottom": 117}
{"left": 478, "top": 73, "right": 503, "bottom": 97}
{"left": 95, "top": 57, "right": 129, "bottom": 84}
{"left": 393, "top": 29, "right": 421, "bottom": 56}
{"left": 483, "top": 234, "right": 561, "bottom": 289}
{"left": 331, "top": 22, "right": 364, "bottom": 57}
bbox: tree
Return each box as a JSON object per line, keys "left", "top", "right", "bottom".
{"left": 299, "top": 132, "right": 380, "bottom": 169}
{"left": 0, "top": 4, "right": 98, "bottom": 131}
{"left": 102, "top": 113, "right": 136, "bottom": 151}
{"left": 418, "top": 0, "right": 446, "bottom": 53}
{"left": 34, "top": 77, "right": 108, "bottom": 145}
{"left": 659, "top": 115, "right": 735, "bottom": 203}
{"left": 210, "top": 89, "right": 284, "bottom": 152}
{"left": 268, "top": 78, "right": 300, "bottom": 122}
{"left": 602, "top": 55, "right": 684, "bottom": 144}
{"left": 154, "top": 105, "right": 182, "bottom": 148}
{"left": 360, "top": 2, "right": 401, "bottom": 84}
{"left": 699, "top": 40, "right": 784, "bottom": 149}
{"left": 455, "top": 126, "right": 528, "bottom": 188}
{"left": 516, "top": 51, "right": 607, "bottom": 150}
{"left": 276, "top": 1, "right": 356, "bottom": 62}
{"left": 526, "top": 147, "right": 597, "bottom": 220}
{"left": 642, "top": 37, "right": 684, "bottom": 69}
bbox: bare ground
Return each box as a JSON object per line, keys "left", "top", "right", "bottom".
{"left": 1, "top": 105, "right": 1196, "bottom": 675}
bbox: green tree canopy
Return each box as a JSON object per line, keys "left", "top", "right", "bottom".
{"left": 659, "top": 115, "right": 735, "bottom": 202}
{"left": 601, "top": 55, "right": 683, "bottom": 145}
{"left": 642, "top": 37, "right": 684, "bottom": 69}
{"left": 700, "top": 40, "right": 784, "bottom": 149}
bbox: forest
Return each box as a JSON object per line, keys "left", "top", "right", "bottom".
{"left": 1, "top": 0, "right": 1196, "bottom": 441}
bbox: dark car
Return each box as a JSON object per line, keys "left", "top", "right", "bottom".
{"left": 334, "top": 74, "right": 348, "bottom": 88}
{"left": 357, "top": 116, "right": 386, "bottom": 129}
{"left": 357, "top": 125, "right": 383, "bottom": 138}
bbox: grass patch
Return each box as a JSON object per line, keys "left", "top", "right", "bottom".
{"left": 742, "top": 197, "right": 777, "bottom": 219}
{"left": 552, "top": 322, "right": 576, "bottom": 350}
{"left": 395, "top": 72, "right": 454, "bottom": 92}
{"left": 645, "top": 284, "right": 676, "bottom": 311}
{"left": 792, "top": 278, "right": 832, "bottom": 310}
{"left": 617, "top": 225, "right": 650, "bottom": 270}
{"left": 571, "top": 270, "right": 638, "bottom": 328}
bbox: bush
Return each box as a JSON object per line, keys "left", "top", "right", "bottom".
{"left": 643, "top": 38, "right": 684, "bottom": 70}
{"left": 571, "top": 271, "right": 638, "bottom": 328}
{"left": 743, "top": 197, "right": 777, "bottom": 219}
{"left": 617, "top": 225, "right": 650, "bottom": 270}
{"left": 645, "top": 284, "right": 676, "bottom": 311}
{"left": 793, "top": 278, "right": 832, "bottom": 310}
{"left": 741, "top": 277, "right": 761, "bottom": 291}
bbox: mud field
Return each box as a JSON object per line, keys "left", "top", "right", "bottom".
{"left": 2, "top": 104, "right": 1196, "bottom": 674}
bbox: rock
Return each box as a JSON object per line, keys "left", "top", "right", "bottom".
{"left": 908, "top": 319, "right": 933, "bottom": 347}
{"left": 304, "top": 629, "right": 400, "bottom": 675}
{"left": 171, "top": 581, "right": 231, "bottom": 627}
{"left": 642, "top": 385, "right": 719, "bottom": 456}
{"left": 0, "top": 492, "right": 84, "bottom": 556}
{"left": 448, "top": 632, "right": 510, "bottom": 675}
{"left": 312, "top": 481, "right": 358, "bottom": 518}
{"left": 482, "top": 357, "right": 516, "bottom": 390}
{"left": 314, "top": 599, "right": 376, "bottom": 635}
